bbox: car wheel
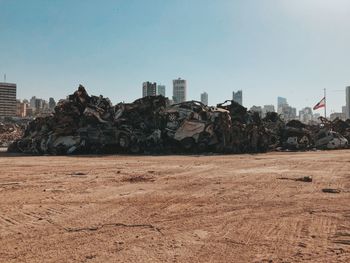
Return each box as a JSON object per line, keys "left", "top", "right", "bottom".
{"left": 181, "top": 137, "right": 195, "bottom": 151}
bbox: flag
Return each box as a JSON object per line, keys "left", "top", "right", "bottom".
{"left": 313, "top": 97, "right": 325, "bottom": 110}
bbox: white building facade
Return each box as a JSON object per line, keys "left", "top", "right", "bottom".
{"left": 346, "top": 86, "right": 350, "bottom": 119}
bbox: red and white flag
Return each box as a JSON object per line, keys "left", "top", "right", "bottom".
{"left": 313, "top": 97, "right": 325, "bottom": 110}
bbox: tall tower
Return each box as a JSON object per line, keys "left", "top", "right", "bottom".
{"left": 232, "top": 90, "right": 242, "bottom": 105}
{"left": 157, "top": 85, "right": 166, "bottom": 97}
{"left": 277, "top": 96, "right": 287, "bottom": 114}
{"left": 142, "top": 82, "right": 157, "bottom": 97}
{"left": 173, "top": 78, "right": 187, "bottom": 103}
{"left": 0, "top": 82, "right": 17, "bottom": 117}
{"left": 200, "top": 92, "right": 208, "bottom": 105}
{"left": 346, "top": 86, "right": 350, "bottom": 119}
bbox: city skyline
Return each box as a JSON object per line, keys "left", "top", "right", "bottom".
{"left": 9, "top": 76, "right": 348, "bottom": 115}
{"left": 1, "top": 1, "right": 350, "bottom": 113}
{"left": 12, "top": 79, "right": 348, "bottom": 116}
{"left": 11, "top": 82, "right": 349, "bottom": 117}
{"left": 8, "top": 81, "right": 350, "bottom": 121}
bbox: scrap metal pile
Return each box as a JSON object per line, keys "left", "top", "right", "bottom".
{"left": 8, "top": 85, "right": 349, "bottom": 155}
{"left": 0, "top": 122, "right": 25, "bottom": 147}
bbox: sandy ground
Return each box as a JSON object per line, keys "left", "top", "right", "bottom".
{"left": 0, "top": 151, "right": 349, "bottom": 263}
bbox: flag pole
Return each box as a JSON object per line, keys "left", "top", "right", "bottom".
{"left": 324, "top": 88, "right": 327, "bottom": 118}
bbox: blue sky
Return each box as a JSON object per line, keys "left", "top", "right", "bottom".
{"left": 1, "top": 0, "right": 350, "bottom": 114}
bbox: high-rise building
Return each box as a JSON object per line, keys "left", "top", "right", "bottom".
{"left": 277, "top": 96, "right": 287, "bottom": 106}
{"left": 277, "top": 96, "right": 287, "bottom": 113}
{"left": 346, "top": 86, "right": 350, "bottom": 119}
{"left": 34, "top": 98, "right": 44, "bottom": 112}
{"left": 142, "top": 82, "right": 157, "bottom": 97}
{"left": 0, "top": 82, "right": 17, "bottom": 117}
{"left": 232, "top": 90, "right": 242, "bottom": 105}
{"left": 173, "top": 78, "right": 187, "bottom": 103}
{"left": 200, "top": 92, "right": 208, "bottom": 105}
{"left": 157, "top": 85, "right": 166, "bottom": 97}
{"left": 29, "top": 96, "right": 50, "bottom": 115}
{"left": 30, "top": 96, "right": 36, "bottom": 110}
{"left": 280, "top": 104, "right": 296, "bottom": 121}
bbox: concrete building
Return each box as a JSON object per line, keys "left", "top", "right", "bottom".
{"left": 173, "top": 78, "right": 187, "bottom": 103}
{"left": 277, "top": 96, "right": 287, "bottom": 106}
{"left": 16, "top": 100, "right": 27, "bottom": 118}
{"left": 262, "top": 105, "right": 275, "bottom": 117}
{"left": 232, "top": 90, "right": 242, "bottom": 105}
{"left": 142, "top": 82, "right": 157, "bottom": 97}
{"left": 30, "top": 96, "right": 36, "bottom": 110}
{"left": 200, "top": 92, "right": 208, "bottom": 105}
{"left": 34, "top": 98, "right": 44, "bottom": 112}
{"left": 0, "top": 82, "right": 17, "bottom": 117}
{"left": 34, "top": 99, "right": 51, "bottom": 117}
{"left": 28, "top": 97, "right": 49, "bottom": 115}
{"left": 276, "top": 97, "right": 296, "bottom": 121}
{"left": 280, "top": 104, "right": 296, "bottom": 121}
{"left": 157, "top": 85, "right": 166, "bottom": 97}
{"left": 277, "top": 97, "right": 287, "bottom": 114}
{"left": 346, "top": 86, "right": 350, "bottom": 119}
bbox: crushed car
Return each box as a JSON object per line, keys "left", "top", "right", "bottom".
{"left": 315, "top": 130, "right": 348, "bottom": 149}
{"left": 162, "top": 101, "right": 231, "bottom": 152}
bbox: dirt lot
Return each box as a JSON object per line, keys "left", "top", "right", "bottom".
{"left": 0, "top": 151, "right": 349, "bottom": 263}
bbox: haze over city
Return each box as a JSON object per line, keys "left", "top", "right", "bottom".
{"left": 1, "top": 0, "right": 350, "bottom": 113}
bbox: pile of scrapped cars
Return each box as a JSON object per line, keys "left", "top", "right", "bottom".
{"left": 8, "top": 85, "right": 349, "bottom": 155}
{"left": 262, "top": 114, "right": 349, "bottom": 151}
{"left": 0, "top": 121, "right": 25, "bottom": 147}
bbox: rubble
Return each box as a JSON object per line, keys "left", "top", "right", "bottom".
{"left": 282, "top": 120, "right": 312, "bottom": 150}
{"left": 8, "top": 85, "right": 350, "bottom": 155}
{"left": 217, "top": 100, "right": 269, "bottom": 153}
{"left": 163, "top": 101, "right": 232, "bottom": 153}
{"left": 0, "top": 121, "right": 25, "bottom": 147}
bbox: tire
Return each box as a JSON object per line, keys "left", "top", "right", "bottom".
{"left": 181, "top": 137, "right": 195, "bottom": 151}
{"left": 197, "top": 141, "right": 207, "bottom": 152}
{"left": 130, "top": 144, "right": 141, "bottom": 154}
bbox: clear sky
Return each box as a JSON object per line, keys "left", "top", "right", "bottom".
{"left": 1, "top": 0, "right": 350, "bottom": 115}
